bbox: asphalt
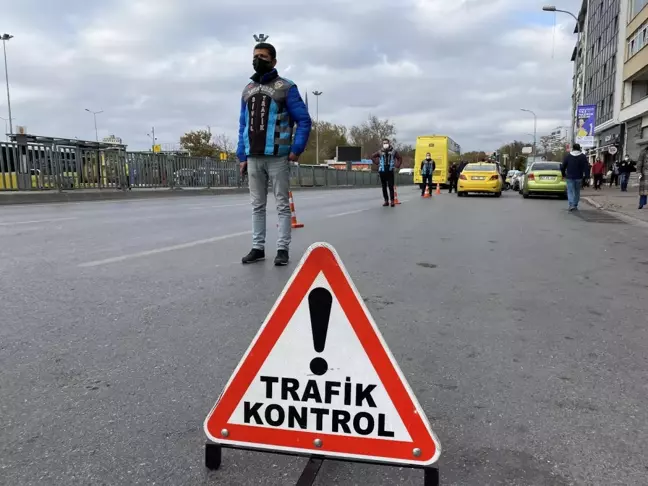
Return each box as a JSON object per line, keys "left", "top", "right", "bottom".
{"left": 1, "top": 187, "right": 647, "bottom": 485}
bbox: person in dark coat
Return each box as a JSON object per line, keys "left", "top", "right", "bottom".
{"left": 448, "top": 162, "right": 459, "bottom": 193}
{"left": 420, "top": 153, "right": 435, "bottom": 197}
{"left": 561, "top": 143, "right": 588, "bottom": 211}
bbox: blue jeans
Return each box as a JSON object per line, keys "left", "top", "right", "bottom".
{"left": 620, "top": 172, "right": 629, "bottom": 191}
{"left": 247, "top": 156, "right": 291, "bottom": 251}
{"left": 566, "top": 178, "right": 581, "bottom": 209}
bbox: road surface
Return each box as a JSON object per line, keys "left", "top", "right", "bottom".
{"left": 1, "top": 188, "right": 647, "bottom": 485}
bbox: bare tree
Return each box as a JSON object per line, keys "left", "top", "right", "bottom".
{"left": 348, "top": 115, "right": 397, "bottom": 157}
{"left": 212, "top": 133, "right": 235, "bottom": 156}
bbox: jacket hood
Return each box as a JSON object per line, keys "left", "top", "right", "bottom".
{"left": 570, "top": 150, "right": 582, "bottom": 156}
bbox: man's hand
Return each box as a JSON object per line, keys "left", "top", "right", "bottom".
{"left": 288, "top": 153, "right": 299, "bottom": 162}
{"left": 240, "top": 162, "right": 248, "bottom": 177}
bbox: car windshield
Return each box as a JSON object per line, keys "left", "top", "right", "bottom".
{"left": 464, "top": 164, "right": 496, "bottom": 172}
{"left": 532, "top": 163, "right": 561, "bottom": 171}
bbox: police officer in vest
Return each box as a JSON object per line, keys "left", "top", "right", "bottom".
{"left": 371, "top": 139, "right": 402, "bottom": 207}
{"left": 420, "top": 153, "right": 435, "bottom": 197}
{"left": 237, "top": 42, "right": 311, "bottom": 266}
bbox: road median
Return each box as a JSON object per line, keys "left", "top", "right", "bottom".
{"left": 0, "top": 185, "right": 362, "bottom": 206}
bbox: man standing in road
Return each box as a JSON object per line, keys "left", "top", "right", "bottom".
{"left": 420, "top": 153, "right": 435, "bottom": 197}
{"left": 371, "top": 139, "right": 402, "bottom": 207}
{"left": 448, "top": 162, "right": 459, "bottom": 194}
{"left": 237, "top": 42, "right": 311, "bottom": 266}
{"left": 561, "top": 143, "right": 588, "bottom": 211}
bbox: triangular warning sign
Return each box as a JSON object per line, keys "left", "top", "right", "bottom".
{"left": 204, "top": 242, "right": 441, "bottom": 465}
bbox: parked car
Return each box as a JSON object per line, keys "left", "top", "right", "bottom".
{"left": 520, "top": 161, "right": 567, "bottom": 199}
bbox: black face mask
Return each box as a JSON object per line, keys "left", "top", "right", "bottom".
{"left": 253, "top": 57, "right": 273, "bottom": 75}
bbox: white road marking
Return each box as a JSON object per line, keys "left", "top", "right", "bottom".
{"left": 78, "top": 230, "right": 252, "bottom": 268}
{"left": 188, "top": 202, "right": 250, "bottom": 210}
{"left": 326, "top": 208, "right": 374, "bottom": 218}
{"left": 0, "top": 217, "right": 77, "bottom": 226}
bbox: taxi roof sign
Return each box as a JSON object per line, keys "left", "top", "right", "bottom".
{"left": 204, "top": 243, "right": 441, "bottom": 466}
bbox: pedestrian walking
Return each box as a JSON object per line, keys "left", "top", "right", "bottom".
{"left": 619, "top": 155, "right": 634, "bottom": 192}
{"left": 448, "top": 162, "right": 459, "bottom": 194}
{"left": 592, "top": 158, "right": 605, "bottom": 190}
{"left": 371, "top": 139, "right": 402, "bottom": 207}
{"left": 420, "top": 153, "right": 435, "bottom": 197}
{"left": 609, "top": 160, "right": 619, "bottom": 187}
{"left": 637, "top": 142, "right": 648, "bottom": 209}
{"left": 238, "top": 42, "right": 312, "bottom": 266}
{"left": 561, "top": 143, "right": 588, "bottom": 211}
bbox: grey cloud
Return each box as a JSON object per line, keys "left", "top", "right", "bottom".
{"left": 3, "top": 0, "right": 582, "bottom": 151}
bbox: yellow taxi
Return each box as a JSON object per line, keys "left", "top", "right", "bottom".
{"left": 457, "top": 162, "right": 503, "bottom": 197}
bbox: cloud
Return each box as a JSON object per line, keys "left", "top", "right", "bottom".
{"left": 2, "top": 0, "right": 582, "bottom": 151}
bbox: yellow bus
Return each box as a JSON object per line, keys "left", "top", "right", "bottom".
{"left": 413, "top": 135, "right": 461, "bottom": 186}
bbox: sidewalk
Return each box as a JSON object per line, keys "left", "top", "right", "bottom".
{"left": 582, "top": 187, "right": 648, "bottom": 223}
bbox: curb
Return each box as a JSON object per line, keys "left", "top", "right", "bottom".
{"left": 583, "top": 196, "right": 648, "bottom": 228}
{"left": 582, "top": 196, "right": 602, "bottom": 210}
{"left": 0, "top": 184, "right": 371, "bottom": 206}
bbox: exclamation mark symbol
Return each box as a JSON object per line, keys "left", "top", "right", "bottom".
{"left": 308, "top": 287, "right": 332, "bottom": 376}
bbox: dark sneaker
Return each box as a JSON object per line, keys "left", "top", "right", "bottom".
{"left": 382, "top": 201, "right": 389, "bottom": 207}
{"left": 274, "top": 250, "right": 289, "bottom": 266}
{"left": 242, "top": 249, "right": 265, "bottom": 264}
{"left": 390, "top": 201, "right": 395, "bottom": 207}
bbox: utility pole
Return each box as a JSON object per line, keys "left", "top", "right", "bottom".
{"left": 85, "top": 108, "right": 103, "bottom": 141}
{"left": 2, "top": 33, "right": 14, "bottom": 135}
{"left": 312, "top": 91, "right": 322, "bottom": 165}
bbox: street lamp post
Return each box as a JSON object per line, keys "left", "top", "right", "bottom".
{"left": 147, "top": 127, "right": 157, "bottom": 151}
{"left": 2, "top": 33, "right": 14, "bottom": 135}
{"left": 312, "top": 90, "right": 323, "bottom": 165}
{"left": 85, "top": 108, "right": 103, "bottom": 141}
{"left": 542, "top": 6, "right": 580, "bottom": 145}
{"left": 521, "top": 109, "right": 538, "bottom": 159}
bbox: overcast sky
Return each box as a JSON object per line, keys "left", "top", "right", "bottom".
{"left": 3, "top": 0, "right": 581, "bottom": 152}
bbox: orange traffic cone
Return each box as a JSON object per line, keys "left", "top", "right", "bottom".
{"left": 435, "top": 183, "right": 441, "bottom": 195}
{"left": 394, "top": 185, "right": 402, "bottom": 204}
{"left": 423, "top": 184, "right": 431, "bottom": 198}
{"left": 289, "top": 191, "right": 304, "bottom": 228}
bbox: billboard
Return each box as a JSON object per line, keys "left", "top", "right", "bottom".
{"left": 575, "top": 104, "right": 596, "bottom": 148}
{"left": 336, "top": 146, "right": 362, "bottom": 162}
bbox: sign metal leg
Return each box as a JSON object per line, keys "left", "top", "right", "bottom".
{"left": 295, "top": 457, "right": 324, "bottom": 486}
{"left": 424, "top": 466, "right": 440, "bottom": 486}
{"left": 205, "top": 443, "right": 222, "bottom": 471}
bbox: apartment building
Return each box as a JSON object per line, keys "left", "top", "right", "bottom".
{"left": 620, "top": 0, "right": 648, "bottom": 159}
{"left": 579, "top": 0, "right": 627, "bottom": 164}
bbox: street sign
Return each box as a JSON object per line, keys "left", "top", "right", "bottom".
{"left": 153, "top": 144, "right": 161, "bottom": 153}
{"left": 219, "top": 152, "right": 228, "bottom": 161}
{"left": 204, "top": 243, "right": 441, "bottom": 466}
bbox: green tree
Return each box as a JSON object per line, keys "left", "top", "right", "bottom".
{"left": 462, "top": 151, "right": 488, "bottom": 163}
{"left": 300, "top": 122, "right": 349, "bottom": 164}
{"left": 395, "top": 143, "right": 416, "bottom": 168}
{"left": 179, "top": 129, "right": 218, "bottom": 157}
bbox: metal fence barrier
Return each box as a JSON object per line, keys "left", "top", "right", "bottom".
{"left": 0, "top": 141, "right": 414, "bottom": 192}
